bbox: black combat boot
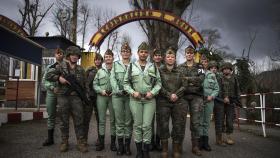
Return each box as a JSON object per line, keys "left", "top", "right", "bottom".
{"left": 136, "top": 142, "right": 143, "bottom": 158}
{"left": 124, "top": 137, "right": 132, "bottom": 155}
{"left": 117, "top": 137, "right": 124, "bottom": 155}
{"left": 143, "top": 143, "right": 150, "bottom": 158}
{"left": 96, "top": 135, "right": 105, "bottom": 151}
{"left": 42, "top": 129, "right": 54, "bottom": 146}
{"left": 155, "top": 134, "right": 162, "bottom": 151}
{"left": 149, "top": 135, "right": 155, "bottom": 151}
{"left": 203, "top": 136, "right": 212, "bottom": 151}
{"left": 191, "top": 138, "right": 202, "bottom": 156}
{"left": 199, "top": 136, "right": 204, "bottom": 150}
{"left": 111, "top": 135, "right": 117, "bottom": 151}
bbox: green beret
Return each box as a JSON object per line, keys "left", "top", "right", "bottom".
{"left": 153, "top": 49, "right": 162, "bottom": 56}
{"left": 121, "top": 42, "right": 131, "bottom": 51}
{"left": 138, "top": 42, "right": 149, "bottom": 51}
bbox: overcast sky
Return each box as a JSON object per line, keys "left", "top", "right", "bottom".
{"left": 0, "top": 0, "right": 279, "bottom": 62}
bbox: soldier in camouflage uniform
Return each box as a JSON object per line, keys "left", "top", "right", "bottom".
{"left": 123, "top": 42, "right": 162, "bottom": 158}
{"left": 45, "top": 46, "right": 88, "bottom": 153}
{"left": 150, "top": 49, "right": 163, "bottom": 151}
{"left": 42, "top": 49, "right": 64, "bottom": 146}
{"left": 84, "top": 53, "right": 103, "bottom": 146}
{"left": 199, "top": 61, "right": 219, "bottom": 151}
{"left": 158, "top": 48, "right": 187, "bottom": 158}
{"left": 110, "top": 42, "right": 133, "bottom": 156}
{"left": 178, "top": 45, "right": 204, "bottom": 156}
{"left": 214, "top": 62, "right": 240, "bottom": 146}
{"left": 93, "top": 49, "right": 117, "bottom": 151}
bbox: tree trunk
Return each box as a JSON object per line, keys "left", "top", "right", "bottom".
{"left": 71, "top": 0, "right": 78, "bottom": 44}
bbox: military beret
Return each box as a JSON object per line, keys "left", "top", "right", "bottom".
{"left": 138, "top": 42, "right": 149, "bottom": 51}
{"left": 153, "top": 49, "right": 162, "bottom": 56}
{"left": 121, "top": 42, "right": 131, "bottom": 51}
{"left": 165, "top": 47, "right": 176, "bottom": 55}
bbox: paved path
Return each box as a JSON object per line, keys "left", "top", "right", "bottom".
{"left": 0, "top": 116, "right": 279, "bottom": 158}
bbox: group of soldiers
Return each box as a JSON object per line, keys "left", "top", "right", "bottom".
{"left": 42, "top": 41, "right": 240, "bottom": 158}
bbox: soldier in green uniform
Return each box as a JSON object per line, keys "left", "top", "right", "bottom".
{"left": 123, "top": 42, "right": 162, "bottom": 158}
{"left": 110, "top": 42, "right": 133, "bottom": 156}
{"left": 93, "top": 49, "right": 117, "bottom": 151}
{"left": 178, "top": 45, "right": 204, "bottom": 156}
{"left": 150, "top": 49, "right": 163, "bottom": 151}
{"left": 45, "top": 46, "right": 88, "bottom": 153}
{"left": 199, "top": 61, "right": 219, "bottom": 151}
{"left": 84, "top": 53, "right": 103, "bottom": 146}
{"left": 158, "top": 48, "right": 187, "bottom": 158}
{"left": 214, "top": 62, "right": 240, "bottom": 146}
{"left": 42, "top": 49, "right": 64, "bottom": 146}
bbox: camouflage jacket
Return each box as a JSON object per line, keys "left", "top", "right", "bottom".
{"left": 159, "top": 65, "right": 185, "bottom": 100}
{"left": 45, "top": 60, "right": 86, "bottom": 95}
{"left": 219, "top": 74, "right": 241, "bottom": 98}
{"left": 177, "top": 62, "right": 204, "bottom": 94}
{"left": 86, "top": 66, "right": 99, "bottom": 97}
{"left": 93, "top": 65, "right": 112, "bottom": 94}
{"left": 203, "top": 71, "right": 219, "bottom": 97}
{"left": 42, "top": 64, "right": 58, "bottom": 94}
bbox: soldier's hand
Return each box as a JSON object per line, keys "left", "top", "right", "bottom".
{"left": 132, "top": 92, "right": 140, "bottom": 98}
{"left": 59, "top": 76, "right": 70, "bottom": 85}
{"left": 224, "top": 97, "right": 230, "bottom": 104}
{"left": 207, "top": 96, "right": 213, "bottom": 101}
{"left": 170, "top": 94, "right": 178, "bottom": 102}
{"left": 146, "top": 92, "right": 153, "bottom": 99}
{"left": 53, "top": 88, "right": 58, "bottom": 94}
{"left": 101, "top": 90, "right": 107, "bottom": 96}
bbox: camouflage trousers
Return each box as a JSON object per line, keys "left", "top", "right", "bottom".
{"left": 57, "top": 95, "right": 84, "bottom": 140}
{"left": 185, "top": 95, "right": 203, "bottom": 140}
{"left": 214, "top": 100, "right": 235, "bottom": 134}
{"left": 83, "top": 96, "right": 98, "bottom": 140}
{"left": 157, "top": 98, "right": 188, "bottom": 143}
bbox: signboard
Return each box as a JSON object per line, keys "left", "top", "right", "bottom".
{"left": 89, "top": 9, "right": 204, "bottom": 48}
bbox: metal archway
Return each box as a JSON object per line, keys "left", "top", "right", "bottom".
{"left": 89, "top": 9, "right": 204, "bottom": 49}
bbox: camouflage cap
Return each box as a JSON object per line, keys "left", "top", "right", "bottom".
{"left": 138, "top": 42, "right": 149, "bottom": 51}
{"left": 153, "top": 49, "right": 162, "bottom": 56}
{"left": 208, "top": 60, "right": 218, "bottom": 70}
{"left": 221, "top": 62, "right": 233, "bottom": 71}
{"left": 165, "top": 47, "right": 176, "bottom": 55}
{"left": 121, "top": 42, "right": 131, "bottom": 52}
{"left": 66, "top": 46, "right": 81, "bottom": 58}
{"left": 185, "top": 45, "right": 195, "bottom": 53}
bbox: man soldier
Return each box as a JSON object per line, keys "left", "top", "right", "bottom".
{"left": 178, "top": 45, "right": 204, "bottom": 156}
{"left": 123, "top": 42, "right": 162, "bottom": 158}
{"left": 45, "top": 46, "right": 88, "bottom": 153}
{"left": 214, "top": 62, "right": 240, "bottom": 146}
{"left": 199, "top": 61, "right": 219, "bottom": 151}
{"left": 110, "top": 42, "right": 133, "bottom": 156}
{"left": 42, "top": 48, "right": 64, "bottom": 146}
{"left": 84, "top": 53, "right": 103, "bottom": 146}
{"left": 150, "top": 49, "right": 163, "bottom": 151}
{"left": 158, "top": 48, "right": 187, "bottom": 158}
{"left": 93, "top": 49, "right": 117, "bottom": 151}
